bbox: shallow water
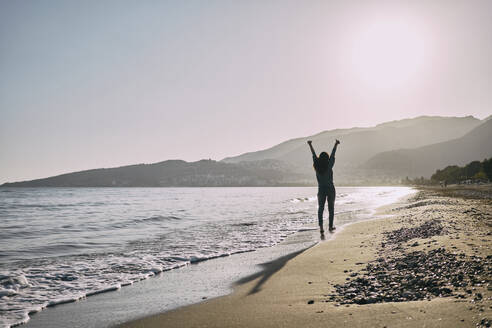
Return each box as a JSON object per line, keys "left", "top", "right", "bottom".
{"left": 0, "top": 186, "right": 413, "bottom": 328}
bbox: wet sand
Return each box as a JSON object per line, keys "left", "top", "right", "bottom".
{"left": 119, "top": 186, "right": 491, "bottom": 328}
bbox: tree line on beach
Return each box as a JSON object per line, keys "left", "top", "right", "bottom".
{"left": 403, "top": 158, "right": 492, "bottom": 186}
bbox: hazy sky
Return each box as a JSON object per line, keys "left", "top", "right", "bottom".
{"left": 1, "top": 0, "right": 491, "bottom": 183}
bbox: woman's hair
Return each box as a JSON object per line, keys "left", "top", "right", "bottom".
{"left": 314, "top": 152, "right": 330, "bottom": 175}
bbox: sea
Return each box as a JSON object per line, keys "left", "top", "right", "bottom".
{"left": 0, "top": 186, "right": 414, "bottom": 328}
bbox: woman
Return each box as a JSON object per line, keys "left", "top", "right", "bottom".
{"left": 307, "top": 139, "right": 340, "bottom": 234}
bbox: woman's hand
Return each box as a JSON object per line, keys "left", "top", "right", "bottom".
{"left": 307, "top": 140, "right": 312, "bottom": 145}
{"left": 335, "top": 139, "right": 340, "bottom": 145}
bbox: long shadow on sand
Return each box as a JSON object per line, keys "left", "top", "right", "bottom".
{"left": 235, "top": 245, "right": 314, "bottom": 295}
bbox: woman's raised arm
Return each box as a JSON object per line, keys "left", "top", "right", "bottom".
{"left": 307, "top": 140, "right": 317, "bottom": 157}
{"left": 330, "top": 139, "right": 340, "bottom": 158}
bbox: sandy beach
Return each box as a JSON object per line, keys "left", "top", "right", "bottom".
{"left": 119, "top": 186, "right": 491, "bottom": 328}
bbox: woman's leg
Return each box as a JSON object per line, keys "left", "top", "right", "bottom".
{"left": 328, "top": 187, "right": 336, "bottom": 229}
{"left": 317, "top": 192, "right": 327, "bottom": 230}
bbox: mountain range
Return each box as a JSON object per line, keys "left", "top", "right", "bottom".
{"left": 364, "top": 118, "right": 492, "bottom": 178}
{"left": 223, "top": 115, "right": 488, "bottom": 184}
{"left": 1, "top": 159, "right": 310, "bottom": 187}
{"left": 2, "top": 115, "right": 491, "bottom": 187}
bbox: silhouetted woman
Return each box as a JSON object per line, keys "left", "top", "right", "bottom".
{"left": 307, "top": 139, "right": 340, "bottom": 234}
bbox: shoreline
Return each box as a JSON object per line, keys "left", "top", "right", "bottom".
{"left": 119, "top": 186, "right": 491, "bottom": 328}
{"left": 20, "top": 229, "right": 318, "bottom": 328}
{"left": 16, "top": 187, "right": 413, "bottom": 328}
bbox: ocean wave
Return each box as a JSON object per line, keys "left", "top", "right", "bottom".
{"left": 231, "top": 222, "right": 256, "bottom": 227}
{"left": 0, "top": 215, "right": 311, "bottom": 327}
{"left": 140, "top": 215, "right": 182, "bottom": 222}
{"left": 107, "top": 215, "right": 183, "bottom": 229}
{"left": 288, "top": 196, "right": 316, "bottom": 203}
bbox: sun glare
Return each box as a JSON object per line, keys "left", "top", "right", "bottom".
{"left": 348, "top": 18, "right": 430, "bottom": 92}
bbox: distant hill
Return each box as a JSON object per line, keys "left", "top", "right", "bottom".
{"left": 3, "top": 115, "right": 488, "bottom": 187}
{"left": 1, "top": 159, "right": 311, "bottom": 187}
{"left": 222, "top": 116, "right": 482, "bottom": 183}
{"left": 222, "top": 116, "right": 480, "bottom": 167}
{"left": 364, "top": 119, "right": 492, "bottom": 178}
